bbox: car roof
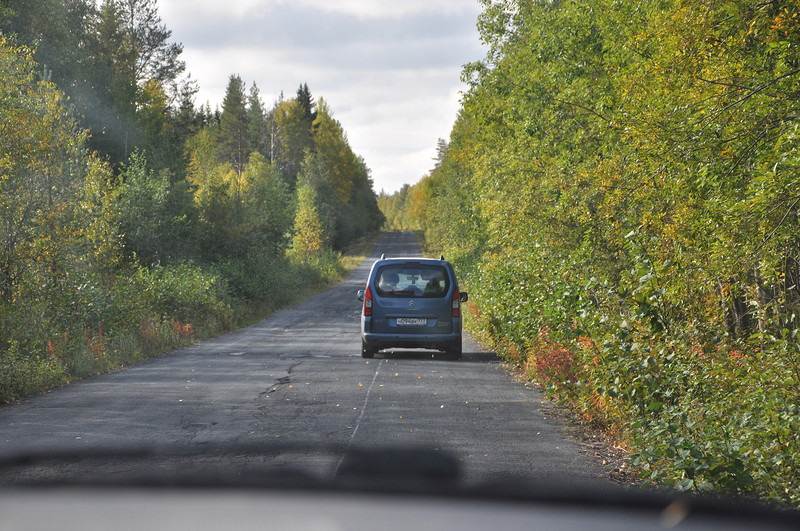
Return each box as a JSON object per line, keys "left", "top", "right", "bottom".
{"left": 374, "top": 257, "right": 450, "bottom": 265}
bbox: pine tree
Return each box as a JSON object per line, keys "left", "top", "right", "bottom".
{"left": 434, "top": 138, "right": 449, "bottom": 168}
{"left": 115, "top": 0, "right": 185, "bottom": 90}
{"left": 247, "top": 82, "right": 268, "bottom": 158}
{"left": 218, "top": 74, "right": 248, "bottom": 176}
{"left": 173, "top": 78, "right": 201, "bottom": 144}
{"left": 296, "top": 82, "right": 316, "bottom": 126}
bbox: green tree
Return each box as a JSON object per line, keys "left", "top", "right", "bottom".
{"left": 136, "top": 79, "right": 182, "bottom": 172}
{"left": 247, "top": 82, "right": 268, "bottom": 158}
{"left": 377, "top": 185, "right": 415, "bottom": 230}
{"left": 114, "top": 0, "right": 185, "bottom": 90}
{"left": 273, "top": 98, "right": 313, "bottom": 188}
{"left": 296, "top": 82, "right": 316, "bottom": 128}
{"left": 393, "top": 0, "right": 800, "bottom": 504}
{"left": 289, "top": 184, "right": 326, "bottom": 263}
{"left": 0, "top": 38, "right": 86, "bottom": 303}
{"left": 86, "top": 0, "right": 139, "bottom": 162}
{"left": 0, "top": 0, "right": 77, "bottom": 79}
{"left": 311, "top": 99, "right": 384, "bottom": 247}
{"left": 186, "top": 127, "right": 236, "bottom": 259}
{"left": 173, "top": 79, "right": 201, "bottom": 142}
{"left": 297, "top": 151, "right": 337, "bottom": 244}
{"left": 241, "top": 152, "right": 292, "bottom": 252}
{"left": 1, "top": 0, "right": 187, "bottom": 167}
{"left": 218, "top": 74, "right": 249, "bottom": 178}
{"left": 111, "top": 152, "right": 177, "bottom": 265}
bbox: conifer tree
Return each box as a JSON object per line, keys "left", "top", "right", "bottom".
{"left": 174, "top": 78, "right": 201, "bottom": 145}
{"left": 219, "top": 74, "right": 249, "bottom": 176}
{"left": 115, "top": 0, "right": 185, "bottom": 90}
{"left": 296, "top": 82, "right": 316, "bottom": 126}
{"left": 247, "top": 82, "right": 268, "bottom": 158}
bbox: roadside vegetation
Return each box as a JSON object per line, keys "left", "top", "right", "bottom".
{"left": 381, "top": 0, "right": 800, "bottom": 506}
{"left": 0, "top": 0, "right": 383, "bottom": 403}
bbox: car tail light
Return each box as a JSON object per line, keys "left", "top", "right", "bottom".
{"left": 364, "top": 286, "right": 373, "bottom": 316}
{"left": 452, "top": 289, "right": 460, "bottom": 317}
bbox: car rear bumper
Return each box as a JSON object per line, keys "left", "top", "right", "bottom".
{"left": 361, "top": 331, "right": 461, "bottom": 352}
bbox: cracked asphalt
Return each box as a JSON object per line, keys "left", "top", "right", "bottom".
{"left": 0, "top": 232, "right": 603, "bottom": 486}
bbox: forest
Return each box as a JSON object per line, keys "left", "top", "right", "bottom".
{"left": 382, "top": 0, "right": 800, "bottom": 505}
{"left": 0, "top": 0, "right": 383, "bottom": 402}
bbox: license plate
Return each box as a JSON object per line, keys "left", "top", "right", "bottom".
{"left": 396, "top": 318, "right": 427, "bottom": 326}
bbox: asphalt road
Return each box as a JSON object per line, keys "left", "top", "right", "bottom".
{"left": 0, "top": 232, "right": 602, "bottom": 486}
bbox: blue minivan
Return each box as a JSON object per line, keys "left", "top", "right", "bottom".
{"left": 357, "top": 257, "right": 468, "bottom": 359}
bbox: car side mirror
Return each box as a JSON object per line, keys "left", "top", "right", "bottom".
{"left": 357, "top": 290, "right": 365, "bottom": 301}
{"left": 459, "top": 292, "right": 468, "bottom": 303}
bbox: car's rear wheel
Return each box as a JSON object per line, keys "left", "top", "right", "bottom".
{"left": 361, "top": 340, "right": 376, "bottom": 359}
{"left": 446, "top": 338, "right": 462, "bottom": 360}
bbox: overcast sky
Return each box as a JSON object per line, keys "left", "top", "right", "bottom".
{"left": 157, "top": 0, "right": 485, "bottom": 194}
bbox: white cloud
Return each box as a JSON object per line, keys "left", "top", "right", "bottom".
{"left": 159, "top": 0, "right": 269, "bottom": 20}
{"left": 161, "top": 0, "right": 473, "bottom": 20}
{"left": 158, "top": 0, "right": 484, "bottom": 193}
{"left": 290, "top": 0, "right": 474, "bottom": 19}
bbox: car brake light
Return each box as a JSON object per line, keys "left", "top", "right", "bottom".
{"left": 452, "top": 290, "right": 460, "bottom": 317}
{"left": 364, "top": 286, "right": 373, "bottom": 316}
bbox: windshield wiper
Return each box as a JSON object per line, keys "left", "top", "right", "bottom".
{"left": 0, "top": 442, "right": 461, "bottom": 490}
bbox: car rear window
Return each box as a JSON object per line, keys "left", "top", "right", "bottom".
{"left": 374, "top": 264, "right": 450, "bottom": 298}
